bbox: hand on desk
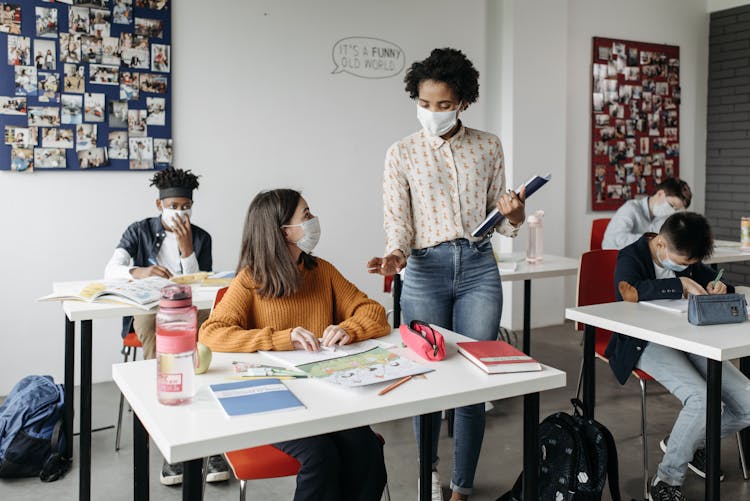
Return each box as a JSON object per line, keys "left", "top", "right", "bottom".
{"left": 321, "top": 325, "right": 351, "bottom": 347}
{"left": 707, "top": 281, "right": 728, "bottom": 295}
{"left": 291, "top": 327, "right": 320, "bottom": 351}
{"left": 367, "top": 251, "right": 406, "bottom": 276}
{"left": 680, "top": 277, "right": 707, "bottom": 297}
{"left": 130, "top": 265, "right": 173, "bottom": 279}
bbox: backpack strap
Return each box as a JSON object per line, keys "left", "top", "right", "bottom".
{"left": 496, "top": 471, "right": 523, "bottom": 501}
{"left": 600, "top": 421, "right": 622, "bottom": 501}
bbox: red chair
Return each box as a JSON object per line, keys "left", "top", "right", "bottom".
{"left": 575, "top": 250, "right": 747, "bottom": 499}
{"left": 115, "top": 331, "right": 143, "bottom": 451}
{"left": 589, "top": 218, "right": 611, "bottom": 250}
{"left": 212, "top": 287, "right": 391, "bottom": 501}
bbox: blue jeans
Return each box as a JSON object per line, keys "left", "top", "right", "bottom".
{"left": 637, "top": 342, "right": 750, "bottom": 486}
{"left": 401, "top": 238, "right": 502, "bottom": 495}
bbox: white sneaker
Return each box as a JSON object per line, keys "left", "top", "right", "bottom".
{"left": 417, "top": 471, "right": 444, "bottom": 501}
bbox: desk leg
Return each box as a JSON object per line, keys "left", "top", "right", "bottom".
{"left": 133, "top": 414, "right": 149, "bottom": 501}
{"left": 582, "top": 324, "right": 596, "bottom": 420}
{"left": 419, "top": 414, "right": 433, "bottom": 501}
{"left": 740, "top": 358, "right": 750, "bottom": 466}
{"left": 183, "top": 459, "right": 204, "bottom": 501}
{"left": 523, "top": 392, "right": 540, "bottom": 500}
{"left": 523, "top": 280, "right": 531, "bottom": 355}
{"left": 64, "top": 316, "right": 75, "bottom": 460}
{"left": 706, "top": 359, "right": 722, "bottom": 501}
{"left": 80, "top": 319, "right": 92, "bottom": 501}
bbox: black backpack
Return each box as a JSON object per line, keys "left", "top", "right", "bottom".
{"left": 497, "top": 399, "right": 622, "bottom": 501}
{"left": 0, "top": 375, "right": 71, "bottom": 482}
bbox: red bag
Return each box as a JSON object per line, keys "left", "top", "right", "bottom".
{"left": 399, "top": 321, "right": 446, "bottom": 361}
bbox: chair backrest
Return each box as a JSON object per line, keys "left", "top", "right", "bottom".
{"left": 211, "top": 286, "right": 229, "bottom": 312}
{"left": 589, "top": 218, "right": 611, "bottom": 251}
{"left": 576, "top": 249, "right": 619, "bottom": 354}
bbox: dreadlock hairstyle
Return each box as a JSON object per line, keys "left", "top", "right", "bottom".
{"left": 149, "top": 167, "right": 200, "bottom": 199}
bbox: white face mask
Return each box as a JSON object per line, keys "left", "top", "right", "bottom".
{"left": 417, "top": 104, "right": 460, "bottom": 136}
{"left": 162, "top": 208, "right": 192, "bottom": 228}
{"left": 284, "top": 216, "right": 321, "bottom": 254}
{"left": 652, "top": 201, "right": 676, "bottom": 218}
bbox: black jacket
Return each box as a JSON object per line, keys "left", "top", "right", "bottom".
{"left": 603, "top": 234, "right": 733, "bottom": 384}
{"left": 118, "top": 216, "right": 212, "bottom": 337}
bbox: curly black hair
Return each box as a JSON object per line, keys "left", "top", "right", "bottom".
{"left": 404, "top": 48, "right": 480, "bottom": 105}
{"left": 149, "top": 167, "right": 200, "bottom": 190}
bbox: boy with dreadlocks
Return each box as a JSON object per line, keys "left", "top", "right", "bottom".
{"left": 105, "top": 167, "right": 228, "bottom": 485}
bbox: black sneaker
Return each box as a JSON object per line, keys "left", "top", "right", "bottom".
{"left": 206, "top": 454, "right": 230, "bottom": 483}
{"left": 648, "top": 477, "right": 686, "bottom": 501}
{"left": 660, "top": 435, "right": 725, "bottom": 481}
{"left": 160, "top": 460, "right": 183, "bottom": 486}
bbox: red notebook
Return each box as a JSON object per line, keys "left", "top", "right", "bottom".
{"left": 456, "top": 340, "right": 542, "bottom": 374}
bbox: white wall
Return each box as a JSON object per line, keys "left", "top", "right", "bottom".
{"left": 0, "top": 0, "right": 490, "bottom": 395}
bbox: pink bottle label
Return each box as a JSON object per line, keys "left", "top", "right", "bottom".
{"left": 158, "top": 372, "right": 183, "bottom": 393}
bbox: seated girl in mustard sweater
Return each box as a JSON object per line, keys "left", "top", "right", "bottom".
{"left": 199, "top": 188, "right": 389, "bottom": 501}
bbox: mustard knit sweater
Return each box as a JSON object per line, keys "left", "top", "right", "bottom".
{"left": 199, "top": 258, "right": 391, "bottom": 352}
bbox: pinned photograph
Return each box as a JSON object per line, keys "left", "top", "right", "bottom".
{"left": 128, "top": 109, "right": 147, "bottom": 137}
{"left": 592, "top": 93, "right": 604, "bottom": 112}
{"left": 0, "top": 3, "right": 22, "bottom": 34}
{"left": 140, "top": 73, "right": 167, "bottom": 94}
{"left": 121, "top": 43, "right": 148, "bottom": 69}
{"left": 648, "top": 112, "right": 660, "bottom": 136}
{"left": 11, "top": 147, "right": 33, "bottom": 172}
{"left": 81, "top": 34, "right": 102, "bottom": 63}
{"left": 627, "top": 47, "right": 638, "bottom": 66}
{"left": 641, "top": 92, "right": 652, "bottom": 112}
{"left": 136, "top": 0, "right": 168, "bottom": 9}
{"left": 151, "top": 43, "right": 169, "bottom": 72}
{"left": 75, "top": 1, "right": 111, "bottom": 7}
{"left": 68, "top": 6, "right": 89, "bottom": 34}
{"left": 607, "top": 184, "right": 623, "bottom": 200}
{"left": 594, "top": 114, "right": 610, "bottom": 127}
{"left": 652, "top": 137, "right": 666, "bottom": 151}
{"left": 41, "top": 127, "right": 74, "bottom": 148}
{"left": 599, "top": 126, "right": 615, "bottom": 141}
{"left": 664, "top": 160, "right": 675, "bottom": 178}
{"left": 120, "top": 71, "right": 139, "bottom": 99}
{"left": 76, "top": 123, "right": 97, "bottom": 150}
{"left": 663, "top": 110, "right": 678, "bottom": 127}
{"left": 60, "top": 33, "right": 81, "bottom": 63}
{"left": 129, "top": 136, "right": 153, "bottom": 169}
{"left": 108, "top": 99, "right": 127, "bottom": 128}
{"left": 89, "top": 8, "right": 110, "bottom": 37}
{"left": 640, "top": 137, "right": 650, "bottom": 154}
{"left": 655, "top": 82, "right": 669, "bottom": 96}
{"left": 89, "top": 64, "right": 119, "bottom": 85}
{"left": 665, "top": 127, "right": 678, "bottom": 141}
{"left": 61, "top": 94, "right": 83, "bottom": 124}
{"left": 146, "top": 97, "right": 165, "bottom": 125}
{"left": 84, "top": 92, "right": 105, "bottom": 121}
{"left": 102, "top": 36, "right": 121, "bottom": 65}
{"left": 611, "top": 42, "right": 625, "bottom": 58}
{"left": 666, "top": 143, "right": 679, "bottom": 158}
{"left": 36, "top": 6, "right": 57, "bottom": 37}
{"left": 135, "top": 17, "right": 162, "bottom": 38}
{"left": 597, "top": 46, "right": 611, "bottom": 61}
{"left": 4, "top": 125, "right": 37, "bottom": 147}
{"left": 593, "top": 63, "right": 607, "bottom": 82}
{"left": 7, "top": 35, "right": 30, "bottom": 65}
{"left": 78, "top": 147, "right": 109, "bottom": 168}
{"left": 594, "top": 141, "right": 607, "bottom": 156}
{"left": 625, "top": 67, "right": 640, "bottom": 82}
{"left": 642, "top": 79, "right": 655, "bottom": 93}
{"left": 38, "top": 72, "right": 60, "bottom": 102}
{"left": 64, "top": 63, "right": 85, "bottom": 92}
{"left": 15, "top": 66, "right": 37, "bottom": 96}
{"left": 0, "top": 96, "right": 26, "bottom": 115}
{"left": 34, "top": 39, "right": 56, "bottom": 70}
{"left": 154, "top": 137, "right": 172, "bottom": 164}
{"left": 113, "top": 0, "right": 132, "bottom": 24}
{"left": 34, "top": 147, "right": 66, "bottom": 168}
{"left": 108, "top": 130, "right": 128, "bottom": 159}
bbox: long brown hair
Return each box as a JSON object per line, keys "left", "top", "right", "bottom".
{"left": 237, "top": 189, "right": 317, "bottom": 298}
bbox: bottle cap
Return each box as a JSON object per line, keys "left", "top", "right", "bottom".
{"left": 156, "top": 328, "right": 195, "bottom": 354}
{"left": 159, "top": 284, "right": 193, "bottom": 308}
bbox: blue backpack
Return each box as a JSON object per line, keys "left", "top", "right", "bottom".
{"left": 0, "top": 375, "right": 71, "bottom": 481}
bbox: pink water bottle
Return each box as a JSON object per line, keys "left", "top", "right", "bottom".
{"left": 155, "top": 284, "right": 197, "bottom": 405}
{"left": 526, "top": 210, "right": 544, "bottom": 263}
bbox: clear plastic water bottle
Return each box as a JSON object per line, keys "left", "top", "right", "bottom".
{"left": 156, "top": 284, "right": 197, "bottom": 405}
{"left": 526, "top": 210, "right": 544, "bottom": 263}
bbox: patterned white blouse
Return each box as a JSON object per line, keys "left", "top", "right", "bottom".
{"left": 383, "top": 124, "right": 519, "bottom": 255}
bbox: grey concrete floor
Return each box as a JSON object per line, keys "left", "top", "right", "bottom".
{"left": 2, "top": 322, "right": 750, "bottom": 500}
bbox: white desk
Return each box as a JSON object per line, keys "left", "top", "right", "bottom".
{"left": 113, "top": 329, "right": 566, "bottom": 501}
{"left": 498, "top": 254, "right": 580, "bottom": 354}
{"left": 706, "top": 240, "right": 750, "bottom": 265}
{"left": 565, "top": 302, "right": 750, "bottom": 501}
{"left": 52, "top": 281, "right": 219, "bottom": 501}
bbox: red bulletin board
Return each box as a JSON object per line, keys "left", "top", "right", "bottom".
{"left": 591, "top": 37, "right": 680, "bottom": 211}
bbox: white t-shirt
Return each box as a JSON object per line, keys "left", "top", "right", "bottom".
{"left": 653, "top": 261, "right": 676, "bottom": 280}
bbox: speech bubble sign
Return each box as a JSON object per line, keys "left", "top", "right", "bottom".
{"left": 332, "top": 37, "right": 405, "bottom": 79}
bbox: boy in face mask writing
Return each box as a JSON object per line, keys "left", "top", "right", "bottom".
{"left": 602, "top": 177, "right": 692, "bottom": 250}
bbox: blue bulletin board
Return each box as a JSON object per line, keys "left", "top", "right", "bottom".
{"left": 0, "top": 0, "right": 171, "bottom": 172}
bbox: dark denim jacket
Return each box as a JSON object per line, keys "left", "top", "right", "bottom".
{"left": 604, "top": 234, "right": 734, "bottom": 384}
{"left": 118, "top": 216, "right": 212, "bottom": 336}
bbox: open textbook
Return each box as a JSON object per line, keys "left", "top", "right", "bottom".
{"left": 38, "top": 276, "right": 172, "bottom": 310}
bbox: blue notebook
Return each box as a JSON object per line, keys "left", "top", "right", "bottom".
{"left": 209, "top": 378, "right": 305, "bottom": 417}
{"left": 471, "top": 173, "right": 552, "bottom": 237}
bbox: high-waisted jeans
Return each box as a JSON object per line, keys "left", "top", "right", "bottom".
{"left": 401, "top": 237, "right": 502, "bottom": 495}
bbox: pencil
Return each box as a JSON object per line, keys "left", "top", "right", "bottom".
{"left": 378, "top": 375, "right": 413, "bottom": 396}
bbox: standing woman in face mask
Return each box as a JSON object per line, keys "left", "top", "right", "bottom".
{"left": 367, "top": 48, "right": 525, "bottom": 501}
{"left": 199, "top": 188, "right": 389, "bottom": 501}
